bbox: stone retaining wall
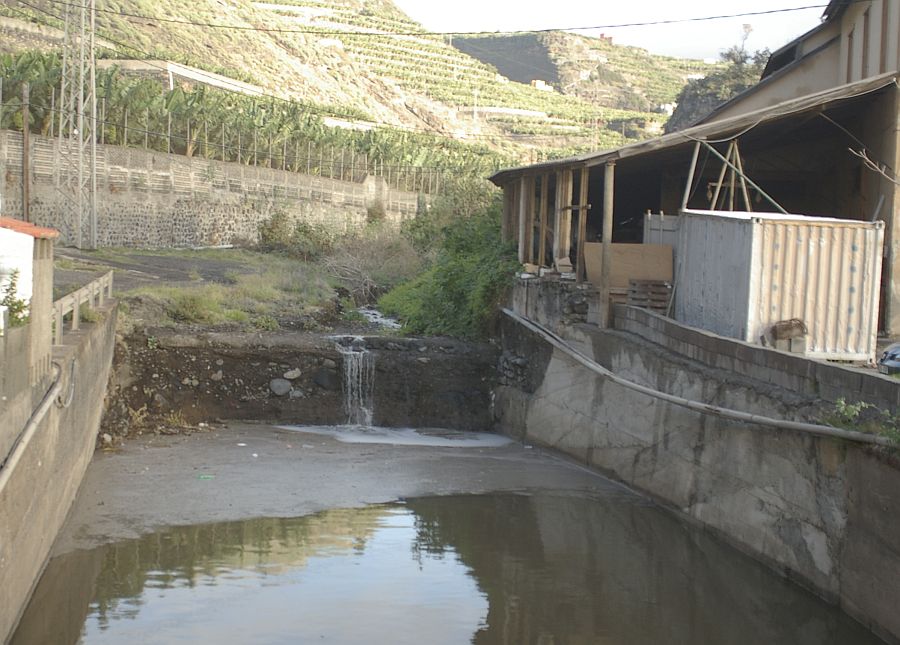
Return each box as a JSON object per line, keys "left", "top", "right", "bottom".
{"left": 0, "top": 131, "right": 420, "bottom": 248}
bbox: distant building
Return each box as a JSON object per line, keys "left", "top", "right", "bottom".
{"left": 530, "top": 80, "right": 554, "bottom": 92}
{"left": 700, "top": 0, "right": 899, "bottom": 123}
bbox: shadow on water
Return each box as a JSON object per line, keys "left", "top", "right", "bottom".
{"left": 13, "top": 492, "right": 883, "bottom": 645}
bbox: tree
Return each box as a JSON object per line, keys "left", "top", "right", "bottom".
{"left": 665, "top": 36, "right": 769, "bottom": 133}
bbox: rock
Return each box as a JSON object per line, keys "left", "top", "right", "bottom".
{"left": 269, "top": 378, "right": 292, "bottom": 396}
{"left": 322, "top": 358, "right": 337, "bottom": 369}
{"left": 101, "top": 433, "right": 113, "bottom": 446}
{"left": 417, "top": 357, "right": 430, "bottom": 364}
{"left": 289, "top": 389, "right": 306, "bottom": 399}
{"left": 210, "top": 370, "right": 223, "bottom": 382}
{"left": 313, "top": 368, "right": 341, "bottom": 391}
{"left": 283, "top": 368, "right": 302, "bottom": 380}
{"left": 215, "top": 359, "right": 224, "bottom": 366}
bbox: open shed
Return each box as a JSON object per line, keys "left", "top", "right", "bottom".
{"left": 490, "top": 73, "right": 900, "bottom": 347}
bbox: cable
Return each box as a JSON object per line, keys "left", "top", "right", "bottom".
{"left": 39, "top": 0, "right": 844, "bottom": 38}
{"left": 7, "top": 1, "right": 665, "bottom": 145}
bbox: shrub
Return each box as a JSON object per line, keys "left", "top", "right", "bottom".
{"left": 379, "top": 201, "right": 518, "bottom": 338}
{"left": 325, "top": 224, "right": 423, "bottom": 305}
{"left": 0, "top": 270, "right": 29, "bottom": 327}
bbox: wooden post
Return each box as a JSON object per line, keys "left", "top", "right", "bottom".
{"left": 22, "top": 83, "right": 30, "bottom": 222}
{"left": 166, "top": 112, "right": 171, "bottom": 154}
{"left": 100, "top": 98, "right": 106, "bottom": 144}
{"left": 553, "top": 169, "right": 574, "bottom": 273}
{"left": 253, "top": 129, "right": 257, "bottom": 166}
{"left": 145, "top": 108, "right": 150, "bottom": 149}
{"left": 538, "top": 173, "right": 548, "bottom": 267}
{"left": 221, "top": 123, "right": 226, "bottom": 161}
{"left": 598, "top": 161, "right": 616, "bottom": 327}
{"left": 282, "top": 139, "right": 287, "bottom": 171}
{"left": 307, "top": 142, "right": 312, "bottom": 174}
{"left": 49, "top": 87, "right": 55, "bottom": 140}
{"left": 576, "top": 167, "right": 589, "bottom": 283}
{"left": 238, "top": 130, "right": 242, "bottom": 164}
{"left": 123, "top": 108, "right": 128, "bottom": 146}
{"left": 518, "top": 176, "right": 528, "bottom": 264}
{"left": 204, "top": 120, "right": 209, "bottom": 159}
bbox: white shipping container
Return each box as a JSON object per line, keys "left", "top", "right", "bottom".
{"left": 674, "top": 209, "right": 884, "bottom": 361}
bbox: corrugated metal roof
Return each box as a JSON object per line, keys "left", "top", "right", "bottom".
{"left": 489, "top": 72, "right": 899, "bottom": 185}
{"left": 0, "top": 217, "right": 59, "bottom": 240}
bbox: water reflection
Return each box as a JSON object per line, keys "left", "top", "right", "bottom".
{"left": 13, "top": 493, "right": 882, "bottom": 645}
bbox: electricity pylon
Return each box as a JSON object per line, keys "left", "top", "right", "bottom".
{"left": 57, "top": 0, "right": 97, "bottom": 249}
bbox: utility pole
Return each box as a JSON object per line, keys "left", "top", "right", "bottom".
{"left": 22, "top": 83, "right": 30, "bottom": 222}
{"left": 57, "top": 0, "right": 97, "bottom": 248}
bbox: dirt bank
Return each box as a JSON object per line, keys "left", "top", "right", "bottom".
{"left": 102, "top": 329, "right": 498, "bottom": 438}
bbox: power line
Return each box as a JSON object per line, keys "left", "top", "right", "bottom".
{"left": 12, "top": 0, "right": 456, "bottom": 134}
{"left": 4, "top": 1, "right": 674, "bottom": 148}
{"left": 39, "top": 0, "right": 840, "bottom": 37}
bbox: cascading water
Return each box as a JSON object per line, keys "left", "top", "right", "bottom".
{"left": 334, "top": 336, "right": 374, "bottom": 427}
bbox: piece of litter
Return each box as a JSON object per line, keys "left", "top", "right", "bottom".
{"left": 524, "top": 445, "right": 533, "bottom": 449}
{"left": 302, "top": 444, "right": 313, "bottom": 449}
{"left": 197, "top": 474, "right": 215, "bottom": 480}
{"left": 252, "top": 453, "right": 259, "bottom": 458}
{"left": 237, "top": 442, "right": 247, "bottom": 447}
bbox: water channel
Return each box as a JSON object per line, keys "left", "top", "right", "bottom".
{"left": 12, "top": 337, "right": 886, "bottom": 644}
{"left": 13, "top": 485, "right": 881, "bottom": 645}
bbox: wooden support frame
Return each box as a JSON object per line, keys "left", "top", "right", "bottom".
{"left": 575, "top": 167, "right": 590, "bottom": 283}
{"left": 553, "top": 169, "right": 574, "bottom": 273}
{"left": 538, "top": 173, "right": 549, "bottom": 267}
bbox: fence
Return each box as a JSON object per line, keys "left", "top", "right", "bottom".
{"left": 0, "top": 77, "right": 459, "bottom": 196}
{"left": 0, "top": 129, "right": 422, "bottom": 247}
{"left": 53, "top": 271, "right": 113, "bottom": 346}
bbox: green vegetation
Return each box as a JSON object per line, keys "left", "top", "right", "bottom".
{"left": 115, "top": 249, "right": 334, "bottom": 330}
{"left": 821, "top": 398, "right": 900, "bottom": 445}
{"left": 665, "top": 45, "right": 769, "bottom": 133}
{"left": 0, "top": 269, "right": 29, "bottom": 327}
{"left": 379, "top": 195, "right": 519, "bottom": 339}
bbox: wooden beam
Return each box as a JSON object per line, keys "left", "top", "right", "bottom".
{"left": 576, "top": 167, "right": 590, "bottom": 283}
{"left": 518, "top": 175, "right": 528, "bottom": 264}
{"left": 538, "top": 173, "right": 549, "bottom": 267}
{"left": 598, "top": 161, "right": 616, "bottom": 327}
{"left": 554, "top": 169, "right": 574, "bottom": 273}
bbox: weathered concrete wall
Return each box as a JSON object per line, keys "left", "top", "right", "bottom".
{"left": 102, "top": 329, "right": 497, "bottom": 435}
{"left": 0, "top": 300, "right": 117, "bottom": 642}
{"left": 494, "top": 313, "right": 900, "bottom": 643}
{"left": 615, "top": 304, "right": 900, "bottom": 412}
{"left": 0, "top": 131, "right": 420, "bottom": 248}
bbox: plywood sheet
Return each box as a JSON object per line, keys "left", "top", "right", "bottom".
{"left": 584, "top": 243, "right": 673, "bottom": 288}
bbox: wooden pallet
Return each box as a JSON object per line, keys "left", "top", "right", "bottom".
{"left": 627, "top": 280, "right": 672, "bottom": 313}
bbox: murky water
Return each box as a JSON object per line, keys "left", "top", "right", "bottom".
{"left": 13, "top": 492, "right": 882, "bottom": 645}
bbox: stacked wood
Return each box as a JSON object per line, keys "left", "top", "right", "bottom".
{"left": 627, "top": 279, "right": 672, "bottom": 313}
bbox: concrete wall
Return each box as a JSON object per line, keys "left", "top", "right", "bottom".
{"left": 494, "top": 308, "right": 900, "bottom": 643}
{"left": 0, "top": 131, "right": 421, "bottom": 248}
{"left": 0, "top": 300, "right": 118, "bottom": 642}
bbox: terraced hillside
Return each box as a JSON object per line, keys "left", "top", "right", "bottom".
{"left": 0, "top": 0, "right": 708, "bottom": 159}
{"left": 455, "top": 32, "right": 719, "bottom": 113}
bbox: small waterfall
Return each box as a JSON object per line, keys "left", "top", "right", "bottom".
{"left": 334, "top": 336, "right": 374, "bottom": 426}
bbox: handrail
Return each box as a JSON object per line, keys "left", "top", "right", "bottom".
{"left": 502, "top": 308, "right": 896, "bottom": 448}
{"left": 53, "top": 271, "right": 113, "bottom": 345}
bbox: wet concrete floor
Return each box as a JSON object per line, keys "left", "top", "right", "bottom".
{"left": 13, "top": 423, "right": 886, "bottom": 644}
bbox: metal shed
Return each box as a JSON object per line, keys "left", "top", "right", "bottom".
{"left": 674, "top": 209, "right": 884, "bottom": 361}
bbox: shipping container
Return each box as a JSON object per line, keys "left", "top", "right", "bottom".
{"left": 674, "top": 209, "right": 884, "bottom": 361}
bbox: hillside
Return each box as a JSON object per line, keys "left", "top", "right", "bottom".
{"left": 454, "top": 32, "right": 719, "bottom": 113}
{"left": 0, "top": 0, "right": 711, "bottom": 160}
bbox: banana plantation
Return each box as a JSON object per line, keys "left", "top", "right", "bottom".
{"left": 0, "top": 51, "right": 510, "bottom": 193}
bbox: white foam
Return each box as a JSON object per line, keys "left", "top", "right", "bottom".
{"left": 358, "top": 306, "right": 402, "bottom": 329}
{"left": 277, "top": 425, "right": 513, "bottom": 448}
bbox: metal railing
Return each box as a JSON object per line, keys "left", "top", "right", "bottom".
{"left": 53, "top": 271, "right": 113, "bottom": 345}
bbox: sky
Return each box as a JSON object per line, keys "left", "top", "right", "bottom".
{"left": 391, "top": 1, "right": 827, "bottom": 60}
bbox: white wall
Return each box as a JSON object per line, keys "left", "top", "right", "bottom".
{"left": 0, "top": 227, "right": 33, "bottom": 306}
